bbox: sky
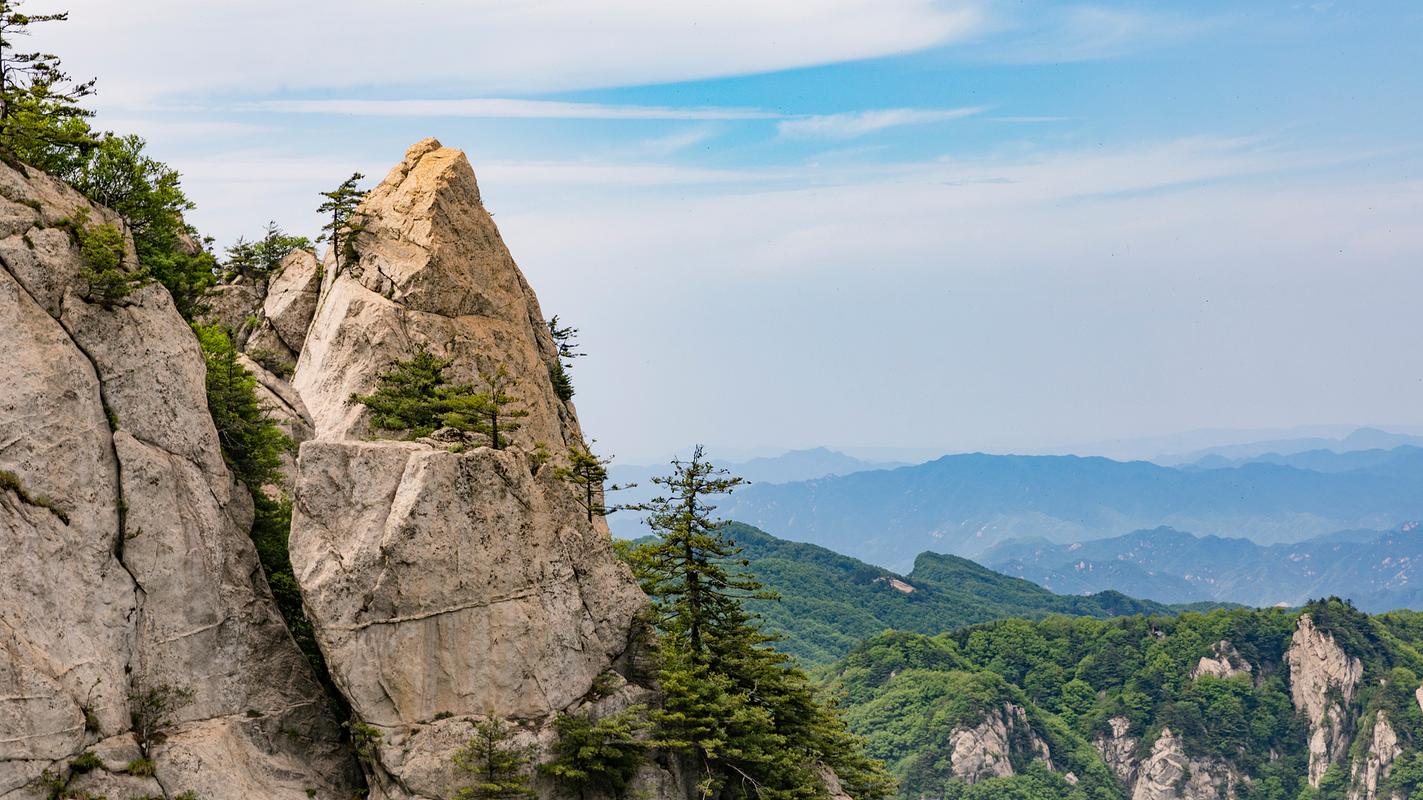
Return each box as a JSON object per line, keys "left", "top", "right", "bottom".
{"left": 37, "top": 1, "right": 1423, "bottom": 462}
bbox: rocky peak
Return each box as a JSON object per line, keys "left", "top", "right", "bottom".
{"left": 288, "top": 141, "right": 668, "bottom": 798}
{"left": 1288, "top": 613, "right": 1365, "bottom": 786}
{"left": 294, "top": 138, "right": 577, "bottom": 448}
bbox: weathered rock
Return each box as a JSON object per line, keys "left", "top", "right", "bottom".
{"left": 293, "top": 138, "right": 579, "bottom": 448}
{"left": 1348, "top": 711, "right": 1401, "bottom": 800}
{"left": 291, "top": 442, "right": 649, "bottom": 796}
{"left": 0, "top": 160, "right": 359, "bottom": 798}
{"left": 1288, "top": 613, "right": 1364, "bottom": 786}
{"left": 1130, "top": 728, "right": 1240, "bottom": 800}
{"left": 1095, "top": 715, "right": 1140, "bottom": 786}
{"left": 257, "top": 248, "right": 323, "bottom": 355}
{"left": 1191, "top": 640, "right": 1253, "bottom": 681}
{"left": 946, "top": 703, "right": 1053, "bottom": 783}
{"left": 288, "top": 140, "right": 687, "bottom": 798}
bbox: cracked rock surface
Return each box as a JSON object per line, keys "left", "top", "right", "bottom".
{"left": 288, "top": 139, "right": 671, "bottom": 798}
{"left": 0, "top": 159, "right": 359, "bottom": 799}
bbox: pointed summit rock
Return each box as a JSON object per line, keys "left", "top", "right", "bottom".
{"left": 294, "top": 138, "right": 579, "bottom": 448}
{"left": 289, "top": 141, "right": 676, "bottom": 798}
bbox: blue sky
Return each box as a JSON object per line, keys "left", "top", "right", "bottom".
{"left": 47, "top": 1, "right": 1423, "bottom": 461}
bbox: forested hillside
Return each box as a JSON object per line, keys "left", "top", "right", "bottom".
{"left": 828, "top": 599, "right": 1423, "bottom": 799}
{"left": 715, "top": 524, "right": 1217, "bottom": 666}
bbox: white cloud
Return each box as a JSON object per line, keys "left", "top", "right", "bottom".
{"left": 249, "top": 98, "right": 776, "bottom": 121}
{"left": 51, "top": 1, "right": 987, "bottom": 107}
{"left": 777, "top": 107, "right": 987, "bottom": 138}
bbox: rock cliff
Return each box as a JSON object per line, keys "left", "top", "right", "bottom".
{"left": 1288, "top": 613, "right": 1365, "bottom": 786}
{"left": 0, "top": 158, "right": 358, "bottom": 797}
{"left": 287, "top": 140, "right": 672, "bottom": 798}
{"left": 944, "top": 703, "right": 1053, "bottom": 783}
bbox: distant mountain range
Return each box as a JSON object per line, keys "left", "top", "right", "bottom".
{"left": 721, "top": 523, "right": 1215, "bottom": 666}
{"left": 716, "top": 443, "right": 1423, "bottom": 569}
{"left": 608, "top": 447, "right": 902, "bottom": 537}
{"left": 1158, "top": 426, "right": 1423, "bottom": 466}
{"left": 984, "top": 523, "right": 1423, "bottom": 611}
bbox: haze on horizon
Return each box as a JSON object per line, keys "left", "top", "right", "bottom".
{"left": 45, "top": 0, "right": 1423, "bottom": 462}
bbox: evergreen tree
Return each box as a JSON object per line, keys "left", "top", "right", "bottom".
{"left": 66, "top": 134, "right": 217, "bottom": 318}
{"left": 472, "top": 365, "right": 528, "bottom": 450}
{"left": 225, "top": 221, "right": 311, "bottom": 279}
{"left": 541, "top": 707, "right": 649, "bottom": 794}
{"left": 451, "top": 718, "right": 535, "bottom": 800}
{"left": 546, "top": 315, "right": 582, "bottom": 401}
{"left": 625, "top": 447, "right": 895, "bottom": 799}
{"left": 553, "top": 443, "right": 633, "bottom": 523}
{"left": 0, "top": 1, "right": 95, "bottom": 162}
{"left": 318, "top": 172, "right": 365, "bottom": 273}
{"left": 629, "top": 446, "right": 762, "bottom": 655}
{"left": 350, "top": 349, "right": 477, "bottom": 439}
{"left": 194, "top": 324, "right": 292, "bottom": 489}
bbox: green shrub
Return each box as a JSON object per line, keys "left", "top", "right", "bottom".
{"left": 541, "top": 707, "right": 648, "bottom": 793}
{"left": 68, "top": 751, "right": 102, "bottom": 773}
{"left": 246, "top": 345, "right": 295, "bottom": 380}
{"left": 126, "top": 756, "right": 156, "bottom": 776}
{"left": 65, "top": 211, "right": 148, "bottom": 307}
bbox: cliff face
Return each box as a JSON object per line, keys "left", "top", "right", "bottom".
{"left": 1288, "top": 613, "right": 1365, "bottom": 787}
{"left": 287, "top": 140, "right": 673, "bottom": 798}
{"left": 1, "top": 138, "right": 690, "bottom": 800}
{"left": 944, "top": 703, "right": 1054, "bottom": 784}
{"left": 0, "top": 160, "right": 358, "bottom": 797}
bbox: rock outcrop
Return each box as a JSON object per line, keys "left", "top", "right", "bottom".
{"left": 204, "top": 248, "right": 322, "bottom": 371}
{"left": 1191, "top": 640, "right": 1253, "bottom": 681}
{"left": 945, "top": 703, "right": 1053, "bottom": 784}
{"left": 0, "top": 161, "right": 358, "bottom": 797}
{"left": 1288, "top": 613, "right": 1365, "bottom": 786}
{"left": 1095, "top": 715, "right": 1140, "bottom": 787}
{"left": 293, "top": 138, "right": 577, "bottom": 448}
{"left": 1348, "top": 711, "right": 1402, "bottom": 800}
{"left": 1128, "top": 729, "right": 1241, "bottom": 800}
{"left": 288, "top": 139, "right": 672, "bottom": 798}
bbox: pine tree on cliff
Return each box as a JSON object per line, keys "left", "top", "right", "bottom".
{"left": 472, "top": 365, "right": 528, "bottom": 450}
{"left": 627, "top": 445, "right": 760, "bottom": 655}
{"left": 546, "top": 315, "right": 583, "bottom": 401}
{"left": 625, "top": 447, "right": 895, "bottom": 799}
{"left": 451, "top": 718, "right": 535, "bottom": 800}
{"left": 0, "top": 1, "right": 96, "bottom": 163}
{"left": 553, "top": 443, "right": 633, "bottom": 523}
{"left": 318, "top": 172, "right": 366, "bottom": 273}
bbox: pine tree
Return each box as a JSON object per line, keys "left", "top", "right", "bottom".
{"left": 625, "top": 447, "right": 896, "bottom": 799}
{"left": 472, "top": 365, "right": 528, "bottom": 450}
{"left": 318, "top": 172, "right": 366, "bottom": 273}
{"left": 451, "top": 718, "right": 535, "bottom": 800}
{"left": 553, "top": 443, "right": 634, "bottom": 523}
{"left": 194, "top": 324, "right": 292, "bottom": 489}
{"left": 546, "top": 315, "right": 582, "bottom": 401}
{"left": 350, "top": 350, "right": 481, "bottom": 439}
{"left": 629, "top": 445, "right": 764, "bottom": 656}
{"left": 225, "top": 221, "right": 310, "bottom": 279}
{"left": 0, "top": 1, "right": 95, "bottom": 162}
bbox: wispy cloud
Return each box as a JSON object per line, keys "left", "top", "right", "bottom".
{"left": 54, "top": 0, "right": 987, "bottom": 106}
{"left": 965, "top": 5, "right": 1215, "bottom": 64}
{"left": 250, "top": 98, "right": 777, "bottom": 121}
{"left": 777, "top": 107, "right": 987, "bottom": 139}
